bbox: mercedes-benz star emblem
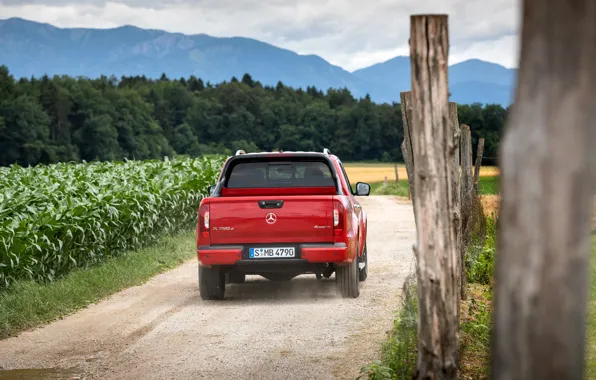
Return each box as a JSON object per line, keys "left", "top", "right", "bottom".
{"left": 265, "top": 213, "right": 277, "bottom": 224}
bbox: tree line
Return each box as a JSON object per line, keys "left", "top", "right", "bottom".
{"left": 0, "top": 65, "right": 508, "bottom": 167}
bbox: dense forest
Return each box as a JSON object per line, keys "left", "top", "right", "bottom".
{"left": 0, "top": 65, "right": 508, "bottom": 167}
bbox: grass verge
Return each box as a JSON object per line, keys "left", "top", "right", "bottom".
{"left": 360, "top": 216, "right": 497, "bottom": 379}
{"left": 370, "top": 176, "right": 499, "bottom": 197}
{"left": 358, "top": 274, "right": 418, "bottom": 380}
{"left": 585, "top": 239, "right": 596, "bottom": 377}
{"left": 0, "top": 231, "right": 195, "bottom": 340}
{"left": 459, "top": 284, "right": 491, "bottom": 380}
{"left": 371, "top": 180, "right": 411, "bottom": 197}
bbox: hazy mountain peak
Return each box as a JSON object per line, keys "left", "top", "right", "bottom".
{"left": 0, "top": 17, "right": 514, "bottom": 105}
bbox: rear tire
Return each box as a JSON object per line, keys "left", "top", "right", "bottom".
{"left": 199, "top": 265, "right": 225, "bottom": 300}
{"left": 359, "top": 243, "right": 368, "bottom": 282}
{"left": 335, "top": 253, "right": 360, "bottom": 298}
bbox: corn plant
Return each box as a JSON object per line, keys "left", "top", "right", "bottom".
{"left": 0, "top": 156, "right": 224, "bottom": 289}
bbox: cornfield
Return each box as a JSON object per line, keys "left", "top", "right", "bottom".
{"left": 0, "top": 157, "right": 224, "bottom": 289}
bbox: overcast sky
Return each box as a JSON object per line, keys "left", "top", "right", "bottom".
{"left": 0, "top": 0, "right": 520, "bottom": 71}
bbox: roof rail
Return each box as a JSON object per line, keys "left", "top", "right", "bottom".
{"left": 235, "top": 150, "right": 246, "bottom": 156}
{"left": 323, "top": 148, "right": 331, "bottom": 155}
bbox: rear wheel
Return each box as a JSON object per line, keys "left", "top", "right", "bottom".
{"left": 335, "top": 253, "right": 360, "bottom": 298}
{"left": 199, "top": 266, "right": 225, "bottom": 300}
{"left": 359, "top": 242, "right": 368, "bottom": 282}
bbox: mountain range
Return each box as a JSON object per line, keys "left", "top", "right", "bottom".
{"left": 0, "top": 17, "right": 516, "bottom": 106}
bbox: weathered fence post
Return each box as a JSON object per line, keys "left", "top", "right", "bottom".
{"left": 400, "top": 91, "right": 416, "bottom": 216}
{"left": 394, "top": 163, "right": 399, "bottom": 184}
{"left": 473, "top": 137, "right": 485, "bottom": 194}
{"left": 449, "top": 102, "right": 464, "bottom": 302}
{"left": 409, "top": 14, "right": 458, "bottom": 380}
{"left": 461, "top": 125, "right": 473, "bottom": 201}
{"left": 460, "top": 125, "right": 486, "bottom": 264}
{"left": 492, "top": 0, "right": 596, "bottom": 378}
{"left": 460, "top": 125, "right": 474, "bottom": 250}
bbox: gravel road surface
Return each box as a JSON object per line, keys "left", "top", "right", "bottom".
{"left": 0, "top": 196, "right": 416, "bottom": 380}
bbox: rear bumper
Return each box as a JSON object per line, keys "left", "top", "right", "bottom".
{"left": 197, "top": 242, "right": 349, "bottom": 267}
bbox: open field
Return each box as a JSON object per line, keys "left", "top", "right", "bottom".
{"left": 344, "top": 163, "right": 499, "bottom": 184}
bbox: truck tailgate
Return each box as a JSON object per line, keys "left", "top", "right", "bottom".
{"left": 208, "top": 196, "right": 334, "bottom": 245}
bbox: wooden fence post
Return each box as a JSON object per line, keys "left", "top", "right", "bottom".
{"left": 400, "top": 91, "right": 416, "bottom": 210}
{"left": 460, "top": 125, "right": 473, "bottom": 231}
{"left": 460, "top": 126, "right": 486, "bottom": 246}
{"left": 409, "top": 14, "right": 458, "bottom": 380}
{"left": 394, "top": 163, "right": 399, "bottom": 184}
{"left": 492, "top": 0, "right": 596, "bottom": 378}
{"left": 461, "top": 125, "right": 473, "bottom": 301}
{"left": 449, "top": 102, "right": 464, "bottom": 302}
{"left": 461, "top": 126, "right": 473, "bottom": 198}
{"left": 473, "top": 137, "right": 485, "bottom": 193}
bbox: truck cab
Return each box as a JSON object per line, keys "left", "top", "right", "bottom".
{"left": 196, "top": 149, "right": 370, "bottom": 300}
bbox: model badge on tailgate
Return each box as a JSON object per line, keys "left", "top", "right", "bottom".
{"left": 314, "top": 225, "right": 331, "bottom": 229}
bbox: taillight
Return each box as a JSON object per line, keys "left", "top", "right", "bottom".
{"left": 199, "top": 203, "right": 210, "bottom": 239}
{"left": 333, "top": 200, "right": 344, "bottom": 236}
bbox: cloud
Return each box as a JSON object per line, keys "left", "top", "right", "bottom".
{"left": 0, "top": 0, "right": 520, "bottom": 70}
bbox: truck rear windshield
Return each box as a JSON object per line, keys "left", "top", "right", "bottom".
{"left": 226, "top": 160, "right": 335, "bottom": 189}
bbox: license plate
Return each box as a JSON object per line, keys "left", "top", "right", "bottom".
{"left": 249, "top": 247, "right": 295, "bottom": 259}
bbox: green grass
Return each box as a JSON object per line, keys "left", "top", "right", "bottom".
{"left": 371, "top": 179, "right": 411, "bottom": 197}
{"left": 0, "top": 231, "right": 195, "bottom": 339}
{"left": 586, "top": 239, "right": 596, "bottom": 377}
{"left": 370, "top": 176, "right": 499, "bottom": 197}
{"left": 359, "top": 215, "right": 497, "bottom": 380}
{"left": 466, "top": 217, "right": 497, "bottom": 286}
{"left": 358, "top": 275, "right": 418, "bottom": 380}
{"left": 459, "top": 284, "right": 491, "bottom": 379}
{"left": 477, "top": 175, "right": 500, "bottom": 195}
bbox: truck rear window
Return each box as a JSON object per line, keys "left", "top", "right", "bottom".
{"left": 226, "top": 160, "right": 335, "bottom": 188}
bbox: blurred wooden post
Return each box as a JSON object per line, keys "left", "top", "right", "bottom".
{"left": 492, "top": 0, "right": 596, "bottom": 378}
{"left": 400, "top": 91, "right": 416, "bottom": 210}
{"left": 473, "top": 137, "right": 485, "bottom": 193}
{"left": 449, "top": 102, "right": 464, "bottom": 302}
{"left": 384, "top": 176, "right": 388, "bottom": 186}
{"left": 460, "top": 125, "right": 487, "bottom": 274}
{"left": 409, "top": 14, "right": 458, "bottom": 380}
{"left": 394, "top": 163, "right": 399, "bottom": 184}
{"left": 460, "top": 126, "right": 473, "bottom": 199}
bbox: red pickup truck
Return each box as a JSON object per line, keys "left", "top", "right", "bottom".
{"left": 196, "top": 149, "right": 370, "bottom": 300}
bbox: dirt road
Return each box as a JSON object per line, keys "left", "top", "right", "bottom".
{"left": 0, "top": 196, "right": 416, "bottom": 380}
